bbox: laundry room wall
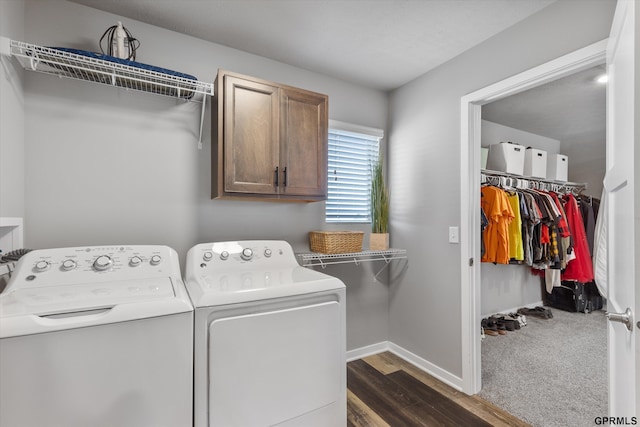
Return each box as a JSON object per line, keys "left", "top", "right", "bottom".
{"left": 0, "top": 0, "right": 25, "bottom": 218}
{"left": 17, "top": 0, "right": 390, "bottom": 352}
{"left": 388, "top": 0, "right": 615, "bottom": 379}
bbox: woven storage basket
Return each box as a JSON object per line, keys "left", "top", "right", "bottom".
{"left": 309, "top": 231, "right": 364, "bottom": 254}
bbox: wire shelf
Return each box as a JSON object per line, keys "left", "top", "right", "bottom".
{"left": 1, "top": 38, "right": 214, "bottom": 147}
{"left": 297, "top": 249, "right": 407, "bottom": 268}
{"left": 5, "top": 39, "right": 214, "bottom": 100}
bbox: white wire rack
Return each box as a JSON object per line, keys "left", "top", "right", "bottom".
{"left": 297, "top": 249, "right": 408, "bottom": 280}
{"left": 0, "top": 37, "right": 214, "bottom": 147}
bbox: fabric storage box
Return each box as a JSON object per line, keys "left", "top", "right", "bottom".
{"left": 486, "top": 142, "right": 525, "bottom": 175}
{"left": 524, "top": 148, "right": 547, "bottom": 178}
{"left": 547, "top": 154, "right": 568, "bottom": 181}
{"left": 309, "top": 231, "right": 363, "bottom": 254}
{"left": 481, "top": 147, "right": 489, "bottom": 169}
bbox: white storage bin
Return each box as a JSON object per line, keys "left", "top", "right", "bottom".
{"left": 486, "top": 142, "right": 525, "bottom": 175}
{"left": 481, "top": 147, "right": 489, "bottom": 169}
{"left": 524, "top": 148, "right": 547, "bottom": 178}
{"left": 547, "top": 154, "right": 568, "bottom": 181}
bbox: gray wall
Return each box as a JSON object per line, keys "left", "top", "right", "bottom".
{"left": 9, "top": 0, "right": 391, "bottom": 351}
{"left": 0, "top": 0, "right": 25, "bottom": 218}
{"left": 388, "top": 0, "right": 615, "bottom": 377}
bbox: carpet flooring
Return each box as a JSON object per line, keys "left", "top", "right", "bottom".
{"left": 478, "top": 307, "right": 607, "bottom": 427}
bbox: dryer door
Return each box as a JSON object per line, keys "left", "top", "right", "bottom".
{"left": 208, "top": 299, "right": 344, "bottom": 426}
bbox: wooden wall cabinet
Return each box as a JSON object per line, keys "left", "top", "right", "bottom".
{"left": 212, "top": 70, "right": 328, "bottom": 201}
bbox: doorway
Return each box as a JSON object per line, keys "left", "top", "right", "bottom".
{"left": 476, "top": 63, "right": 607, "bottom": 425}
{"left": 459, "top": 39, "right": 608, "bottom": 395}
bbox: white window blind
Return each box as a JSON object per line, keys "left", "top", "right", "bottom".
{"left": 326, "top": 121, "right": 383, "bottom": 223}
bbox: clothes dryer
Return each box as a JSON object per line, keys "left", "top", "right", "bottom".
{"left": 0, "top": 245, "right": 193, "bottom": 427}
{"left": 185, "top": 240, "right": 346, "bottom": 427}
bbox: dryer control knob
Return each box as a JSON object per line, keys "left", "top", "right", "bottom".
{"left": 264, "top": 249, "right": 272, "bottom": 258}
{"left": 220, "top": 251, "right": 229, "bottom": 260}
{"left": 129, "top": 256, "right": 143, "bottom": 267}
{"left": 203, "top": 251, "right": 213, "bottom": 261}
{"left": 150, "top": 255, "right": 162, "bottom": 266}
{"left": 34, "top": 260, "right": 50, "bottom": 272}
{"left": 93, "top": 255, "right": 113, "bottom": 271}
{"left": 241, "top": 248, "right": 253, "bottom": 261}
{"left": 61, "top": 259, "right": 77, "bottom": 271}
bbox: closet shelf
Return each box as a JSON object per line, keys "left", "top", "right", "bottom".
{"left": 297, "top": 249, "right": 407, "bottom": 280}
{"left": 481, "top": 169, "right": 587, "bottom": 192}
{"left": 0, "top": 37, "right": 214, "bottom": 148}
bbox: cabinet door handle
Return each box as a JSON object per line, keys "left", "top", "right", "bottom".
{"left": 283, "top": 167, "right": 288, "bottom": 187}
{"left": 274, "top": 166, "right": 279, "bottom": 187}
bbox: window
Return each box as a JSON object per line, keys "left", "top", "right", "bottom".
{"left": 326, "top": 120, "right": 384, "bottom": 223}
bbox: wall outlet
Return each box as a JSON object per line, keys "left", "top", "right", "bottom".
{"left": 448, "top": 226, "right": 459, "bottom": 244}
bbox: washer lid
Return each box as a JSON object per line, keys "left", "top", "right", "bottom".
{"left": 0, "top": 278, "right": 193, "bottom": 338}
{"left": 186, "top": 266, "right": 345, "bottom": 307}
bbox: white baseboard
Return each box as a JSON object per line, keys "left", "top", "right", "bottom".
{"left": 346, "top": 341, "right": 464, "bottom": 391}
{"left": 346, "top": 341, "right": 390, "bottom": 362}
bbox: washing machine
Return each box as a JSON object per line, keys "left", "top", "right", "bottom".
{"left": 0, "top": 245, "right": 193, "bottom": 427}
{"left": 185, "top": 240, "right": 346, "bottom": 427}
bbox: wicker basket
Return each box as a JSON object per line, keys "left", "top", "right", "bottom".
{"left": 309, "top": 231, "right": 364, "bottom": 254}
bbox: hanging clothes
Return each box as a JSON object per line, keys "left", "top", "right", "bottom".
{"left": 561, "top": 194, "right": 594, "bottom": 283}
{"left": 481, "top": 185, "right": 514, "bottom": 264}
{"left": 507, "top": 192, "right": 524, "bottom": 262}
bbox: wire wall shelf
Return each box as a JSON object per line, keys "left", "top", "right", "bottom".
{"left": 1, "top": 38, "right": 214, "bottom": 147}
{"left": 297, "top": 249, "right": 407, "bottom": 281}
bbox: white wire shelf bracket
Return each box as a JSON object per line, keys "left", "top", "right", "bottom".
{"left": 297, "top": 249, "right": 408, "bottom": 281}
{"left": 0, "top": 37, "right": 214, "bottom": 148}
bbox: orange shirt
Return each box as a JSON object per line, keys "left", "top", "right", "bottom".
{"left": 481, "top": 186, "right": 514, "bottom": 264}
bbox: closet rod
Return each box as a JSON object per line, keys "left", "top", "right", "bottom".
{"left": 481, "top": 169, "right": 587, "bottom": 193}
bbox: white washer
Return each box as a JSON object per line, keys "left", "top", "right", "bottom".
{"left": 185, "top": 240, "right": 346, "bottom": 427}
{"left": 0, "top": 245, "right": 193, "bottom": 427}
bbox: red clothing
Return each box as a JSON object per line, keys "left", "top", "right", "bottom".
{"left": 562, "top": 194, "right": 594, "bottom": 282}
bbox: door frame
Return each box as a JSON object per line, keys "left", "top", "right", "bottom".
{"left": 459, "top": 39, "right": 608, "bottom": 394}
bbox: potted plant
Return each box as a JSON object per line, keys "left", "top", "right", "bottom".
{"left": 370, "top": 156, "right": 390, "bottom": 250}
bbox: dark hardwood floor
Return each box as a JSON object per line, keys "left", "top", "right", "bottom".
{"left": 347, "top": 352, "right": 531, "bottom": 427}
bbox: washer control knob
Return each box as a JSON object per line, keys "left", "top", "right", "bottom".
{"left": 34, "top": 260, "right": 50, "bottom": 272}
{"left": 203, "top": 251, "right": 213, "bottom": 261}
{"left": 264, "top": 249, "right": 272, "bottom": 258}
{"left": 129, "top": 256, "right": 143, "bottom": 267}
{"left": 93, "top": 255, "right": 113, "bottom": 271}
{"left": 241, "top": 248, "right": 253, "bottom": 261}
{"left": 150, "top": 255, "right": 162, "bottom": 266}
{"left": 61, "top": 259, "right": 77, "bottom": 271}
{"left": 220, "top": 251, "right": 229, "bottom": 260}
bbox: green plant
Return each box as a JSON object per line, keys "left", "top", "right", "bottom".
{"left": 371, "top": 157, "right": 389, "bottom": 233}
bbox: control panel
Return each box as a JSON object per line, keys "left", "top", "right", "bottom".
{"left": 187, "top": 241, "right": 298, "bottom": 274}
{"left": 5, "top": 245, "right": 181, "bottom": 291}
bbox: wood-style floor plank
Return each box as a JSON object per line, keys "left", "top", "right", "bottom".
{"left": 347, "top": 389, "right": 392, "bottom": 427}
{"left": 347, "top": 352, "right": 532, "bottom": 427}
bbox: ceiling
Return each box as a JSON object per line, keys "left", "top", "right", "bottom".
{"left": 482, "top": 64, "right": 607, "bottom": 163}
{"left": 67, "top": 0, "right": 556, "bottom": 91}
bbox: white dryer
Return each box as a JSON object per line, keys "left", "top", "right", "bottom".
{"left": 0, "top": 245, "right": 193, "bottom": 427}
{"left": 185, "top": 240, "right": 346, "bottom": 427}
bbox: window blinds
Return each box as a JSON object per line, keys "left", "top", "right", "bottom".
{"left": 326, "top": 126, "right": 382, "bottom": 223}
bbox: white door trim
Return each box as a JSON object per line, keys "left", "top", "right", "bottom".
{"left": 459, "top": 39, "right": 608, "bottom": 394}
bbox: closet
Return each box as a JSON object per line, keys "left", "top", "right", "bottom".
{"left": 476, "top": 64, "right": 607, "bottom": 426}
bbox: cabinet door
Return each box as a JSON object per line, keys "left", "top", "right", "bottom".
{"left": 223, "top": 76, "right": 280, "bottom": 194}
{"left": 279, "top": 87, "right": 328, "bottom": 199}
